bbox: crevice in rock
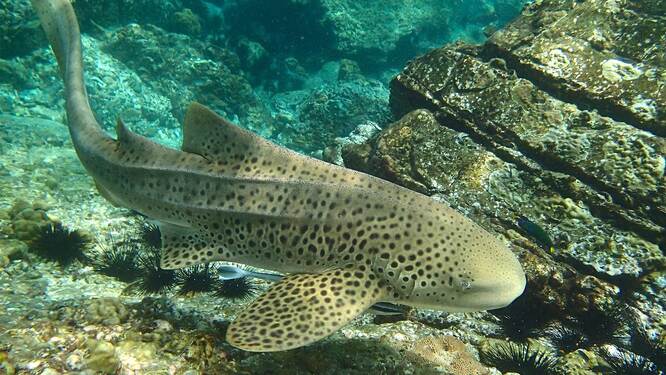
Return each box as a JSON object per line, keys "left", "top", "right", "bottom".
{"left": 554, "top": 252, "right": 657, "bottom": 302}
{"left": 391, "top": 80, "right": 664, "bottom": 244}
{"left": 480, "top": 43, "right": 666, "bottom": 138}
{"left": 482, "top": 116, "right": 665, "bottom": 230}
{"left": 443, "top": 108, "right": 664, "bottom": 244}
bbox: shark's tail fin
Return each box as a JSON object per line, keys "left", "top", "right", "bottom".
{"left": 31, "top": 0, "right": 108, "bottom": 147}
{"left": 31, "top": 0, "right": 74, "bottom": 77}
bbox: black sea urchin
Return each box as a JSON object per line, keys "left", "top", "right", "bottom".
{"left": 93, "top": 237, "right": 142, "bottom": 282}
{"left": 491, "top": 292, "right": 557, "bottom": 342}
{"left": 140, "top": 222, "right": 162, "bottom": 249}
{"left": 599, "top": 348, "right": 663, "bottom": 375}
{"left": 175, "top": 265, "right": 216, "bottom": 295}
{"left": 30, "top": 222, "right": 90, "bottom": 266}
{"left": 629, "top": 328, "right": 666, "bottom": 371}
{"left": 214, "top": 277, "right": 259, "bottom": 300}
{"left": 480, "top": 342, "right": 561, "bottom": 375}
{"left": 570, "top": 306, "right": 627, "bottom": 346}
{"left": 127, "top": 251, "right": 177, "bottom": 295}
{"left": 547, "top": 324, "right": 591, "bottom": 354}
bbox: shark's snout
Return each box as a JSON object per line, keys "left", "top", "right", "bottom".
{"left": 474, "top": 266, "right": 526, "bottom": 310}
{"left": 450, "top": 243, "right": 526, "bottom": 312}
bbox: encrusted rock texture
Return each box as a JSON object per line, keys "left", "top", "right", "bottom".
{"left": 342, "top": 0, "right": 665, "bottom": 338}
{"left": 485, "top": 0, "right": 666, "bottom": 136}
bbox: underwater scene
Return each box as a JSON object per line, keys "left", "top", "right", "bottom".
{"left": 0, "top": 0, "right": 665, "bottom": 374}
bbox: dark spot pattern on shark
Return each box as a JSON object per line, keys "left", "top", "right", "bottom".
{"left": 31, "top": 0, "right": 526, "bottom": 352}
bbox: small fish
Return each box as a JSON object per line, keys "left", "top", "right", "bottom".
{"left": 217, "top": 264, "right": 282, "bottom": 282}
{"left": 367, "top": 302, "right": 410, "bottom": 316}
{"left": 217, "top": 264, "right": 409, "bottom": 315}
{"left": 517, "top": 216, "right": 555, "bottom": 253}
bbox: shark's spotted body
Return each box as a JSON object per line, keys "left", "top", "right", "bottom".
{"left": 32, "top": 0, "right": 526, "bottom": 352}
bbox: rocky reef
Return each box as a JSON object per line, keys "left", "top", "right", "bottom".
{"left": 223, "top": 0, "right": 529, "bottom": 68}
{"left": 338, "top": 0, "right": 665, "bottom": 373}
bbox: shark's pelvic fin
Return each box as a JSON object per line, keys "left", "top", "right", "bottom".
{"left": 226, "top": 268, "right": 386, "bottom": 352}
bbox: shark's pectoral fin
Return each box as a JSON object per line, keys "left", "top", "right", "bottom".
{"left": 158, "top": 222, "right": 224, "bottom": 269}
{"left": 226, "top": 268, "right": 387, "bottom": 352}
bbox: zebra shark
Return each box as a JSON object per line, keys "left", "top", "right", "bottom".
{"left": 32, "top": 0, "right": 525, "bottom": 352}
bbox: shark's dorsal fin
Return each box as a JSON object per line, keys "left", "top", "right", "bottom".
{"left": 115, "top": 118, "right": 176, "bottom": 161}
{"left": 182, "top": 102, "right": 363, "bottom": 186}
{"left": 226, "top": 268, "right": 386, "bottom": 352}
{"left": 182, "top": 102, "right": 279, "bottom": 161}
{"left": 116, "top": 117, "right": 144, "bottom": 147}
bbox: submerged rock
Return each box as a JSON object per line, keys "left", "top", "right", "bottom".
{"left": 343, "top": 110, "right": 622, "bottom": 314}
{"left": 484, "top": 0, "right": 666, "bottom": 136}
{"left": 1, "top": 22, "right": 272, "bottom": 145}
{"left": 0, "top": 0, "right": 44, "bottom": 59}
{"left": 383, "top": 50, "right": 664, "bottom": 279}
{"left": 270, "top": 77, "right": 390, "bottom": 154}
{"left": 71, "top": 0, "right": 186, "bottom": 33}
{"left": 391, "top": 47, "right": 665, "bottom": 237}
{"left": 102, "top": 23, "right": 273, "bottom": 137}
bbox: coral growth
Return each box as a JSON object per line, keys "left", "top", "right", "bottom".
{"left": 168, "top": 8, "right": 201, "bottom": 36}
{"left": 85, "top": 297, "right": 129, "bottom": 326}
{"left": 407, "top": 335, "right": 490, "bottom": 374}
{"left": 7, "top": 200, "right": 53, "bottom": 241}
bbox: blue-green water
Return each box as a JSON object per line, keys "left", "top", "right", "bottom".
{"left": 1, "top": 0, "right": 664, "bottom": 374}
